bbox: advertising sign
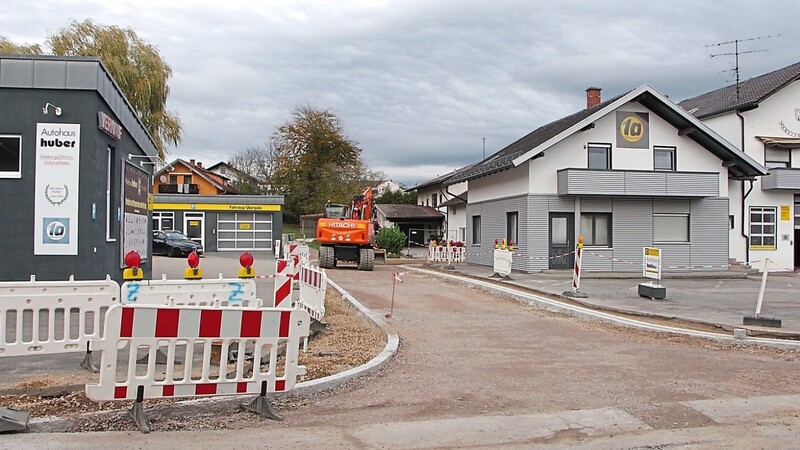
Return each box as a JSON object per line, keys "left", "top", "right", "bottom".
{"left": 122, "top": 161, "right": 150, "bottom": 265}
{"left": 643, "top": 247, "right": 662, "bottom": 280}
{"left": 616, "top": 111, "right": 649, "bottom": 149}
{"left": 34, "top": 123, "right": 80, "bottom": 255}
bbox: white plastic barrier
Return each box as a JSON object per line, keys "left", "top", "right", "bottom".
{"left": 427, "top": 245, "right": 466, "bottom": 263}
{"left": 493, "top": 248, "right": 513, "bottom": 277}
{"left": 297, "top": 265, "right": 327, "bottom": 321}
{"left": 86, "top": 304, "right": 310, "bottom": 402}
{"left": 121, "top": 275, "right": 259, "bottom": 307}
{"left": 272, "top": 259, "right": 294, "bottom": 308}
{"left": 0, "top": 275, "right": 119, "bottom": 358}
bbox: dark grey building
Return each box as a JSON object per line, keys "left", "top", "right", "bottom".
{"left": 0, "top": 55, "right": 158, "bottom": 282}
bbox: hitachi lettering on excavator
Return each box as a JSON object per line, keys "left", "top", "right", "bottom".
{"left": 316, "top": 187, "right": 377, "bottom": 271}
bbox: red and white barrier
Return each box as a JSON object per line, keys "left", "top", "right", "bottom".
{"left": 272, "top": 259, "right": 295, "bottom": 308}
{"left": 85, "top": 304, "right": 310, "bottom": 402}
{"left": 284, "top": 243, "right": 310, "bottom": 277}
{"left": 427, "top": 244, "right": 466, "bottom": 263}
{"left": 297, "top": 265, "right": 327, "bottom": 321}
{"left": 0, "top": 275, "right": 119, "bottom": 359}
{"left": 121, "top": 274, "right": 259, "bottom": 307}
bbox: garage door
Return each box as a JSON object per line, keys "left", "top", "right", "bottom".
{"left": 217, "top": 212, "right": 273, "bottom": 251}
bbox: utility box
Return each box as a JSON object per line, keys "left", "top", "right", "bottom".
{"left": 638, "top": 282, "right": 666, "bottom": 300}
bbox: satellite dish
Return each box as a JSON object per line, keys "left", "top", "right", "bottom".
{"left": 160, "top": 175, "right": 167, "bottom": 183}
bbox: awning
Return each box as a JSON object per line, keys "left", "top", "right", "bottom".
{"left": 757, "top": 136, "right": 800, "bottom": 149}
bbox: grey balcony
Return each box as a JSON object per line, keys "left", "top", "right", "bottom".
{"left": 761, "top": 168, "right": 800, "bottom": 190}
{"left": 557, "top": 169, "right": 719, "bottom": 197}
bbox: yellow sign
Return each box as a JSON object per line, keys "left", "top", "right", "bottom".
{"left": 620, "top": 115, "right": 644, "bottom": 143}
{"left": 189, "top": 221, "right": 199, "bottom": 226}
{"left": 781, "top": 205, "right": 790, "bottom": 221}
{"left": 153, "top": 203, "right": 281, "bottom": 212}
{"left": 644, "top": 247, "right": 661, "bottom": 257}
{"left": 239, "top": 223, "right": 251, "bottom": 230}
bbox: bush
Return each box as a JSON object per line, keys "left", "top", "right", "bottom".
{"left": 375, "top": 226, "right": 407, "bottom": 255}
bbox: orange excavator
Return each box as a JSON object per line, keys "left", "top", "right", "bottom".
{"left": 317, "top": 187, "right": 377, "bottom": 271}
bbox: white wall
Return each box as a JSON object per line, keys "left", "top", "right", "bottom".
{"left": 469, "top": 164, "right": 528, "bottom": 203}
{"left": 705, "top": 79, "right": 800, "bottom": 270}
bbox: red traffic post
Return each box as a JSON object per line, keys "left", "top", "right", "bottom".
{"left": 238, "top": 252, "right": 256, "bottom": 278}
{"left": 122, "top": 251, "right": 144, "bottom": 281}
{"left": 184, "top": 251, "right": 203, "bottom": 280}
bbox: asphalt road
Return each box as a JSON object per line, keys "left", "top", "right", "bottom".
{"left": 5, "top": 253, "right": 800, "bottom": 448}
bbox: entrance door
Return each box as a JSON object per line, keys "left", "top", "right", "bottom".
{"left": 549, "top": 213, "right": 574, "bottom": 269}
{"left": 184, "top": 212, "right": 205, "bottom": 248}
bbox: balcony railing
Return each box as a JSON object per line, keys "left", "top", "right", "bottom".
{"left": 158, "top": 183, "right": 200, "bottom": 194}
{"left": 761, "top": 167, "right": 800, "bottom": 190}
{"left": 557, "top": 168, "right": 719, "bottom": 197}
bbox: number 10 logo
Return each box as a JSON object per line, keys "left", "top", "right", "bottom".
{"left": 620, "top": 115, "right": 644, "bottom": 143}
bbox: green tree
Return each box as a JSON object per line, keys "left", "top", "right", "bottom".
{"left": 1, "top": 19, "right": 181, "bottom": 159}
{"left": 375, "top": 189, "right": 417, "bottom": 205}
{"left": 270, "top": 105, "right": 375, "bottom": 222}
{"left": 375, "top": 226, "right": 407, "bottom": 256}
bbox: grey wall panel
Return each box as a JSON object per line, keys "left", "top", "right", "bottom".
{"left": 581, "top": 196, "right": 613, "bottom": 212}
{"left": 762, "top": 168, "right": 800, "bottom": 190}
{"left": 612, "top": 198, "right": 653, "bottom": 271}
{"left": 547, "top": 195, "right": 575, "bottom": 212}
{"left": 0, "top": 58, "right": 34, "bottom": 87}
{"left": 33, "top": 60, "right": 67, "bottom": 88}
{"left": 667, "top": 172, "right": 718, "bottom": 196}
{"left": 527, "top": 196, "right": 550, "bottom": 271}
{"left": 658, "top": 244, "right": 692, "bottom": 270}
{"left": 625, "top": 171, "right": 666, "bottom": 196}
{"left": 570, "top": 171, "right": 625, "bottom": 195}
{"left": 653, "top": 198, "right": 690, "bottom": 214}
{"left": 689, "top": 197, "right": 729, "bottom": 268}
{"left": 581, "top": 248, "right": 613, "bottom": 271}
{"left": 66, "top": 61, "right": 98, "bottom": 89}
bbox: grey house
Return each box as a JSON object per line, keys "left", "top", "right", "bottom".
{"left": 449, "top": 85, "right": 766, "bottom": 273}
{"left": 0, "top": 55, "right": 158, "bottom": 282}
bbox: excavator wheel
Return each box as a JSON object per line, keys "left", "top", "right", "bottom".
{"left": 358, "top": 248, "right": 375, "bottom": 271}
{"left": 319, "top": 246, "right": 335, "bottom": 269}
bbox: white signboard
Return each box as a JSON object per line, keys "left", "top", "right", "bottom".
{"left": 642, "top": 247, "right": 662, "bottom": 280}
{"left": 34, "top": 123, "right": 80, "bottom": 255}
{"left": 493, "top": 248, "right": 513, "bottom": 277}
{"left": 122, "top": 161, "right": 150, "bottom": 264}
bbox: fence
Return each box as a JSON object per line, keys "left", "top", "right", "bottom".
{"left": 297, "top": 264, "right": 327, "bottom": 321}
{"left": 86, "top": 303, "right": 311, "bottom": 432}
{"left": 121, "top": 274, "right": 259, "bottom": 307}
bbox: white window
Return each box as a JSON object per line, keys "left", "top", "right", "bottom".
{"left": 0, "top": 135, "right": 22, "bottom": 178}
{"left": 581, "top": 213, "right": 612, "bottom": 246}
{"left": 654, "top": 213, "right": 689, "bottom": 242}
{"left": 654, "top": 146, "right": 676, "bottom": 171}
{"left": 750, "top": 206, "right": 776, "bottom": 250}
{"left": 588, "top": 143, "right": 611, "bottom": 170}
{"left": 764, "top": 146, "right": 790, "bottom": 169}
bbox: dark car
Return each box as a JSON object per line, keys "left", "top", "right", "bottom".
{"left": 152, "top": 230, "right": 204, "bottom": 257}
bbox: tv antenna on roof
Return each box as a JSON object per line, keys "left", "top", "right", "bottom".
{"left": 706, "top": 34, "right": 779, "bottom": 102}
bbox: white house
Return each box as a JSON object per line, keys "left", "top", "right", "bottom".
{"left": 447, "top": 85, "right": 766, "bottom": 273}
{"left": 679, "top": 62, "right": 800, "bottom": 272}
{"left": 408, "top": 165, "right": 471, "bottom": 242}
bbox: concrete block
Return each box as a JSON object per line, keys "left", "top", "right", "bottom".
{"left": 743, "top": 316, "right": 782, "bottom": 328}
{"left": 638, "top": 282, "right": 666, "bottom": 300}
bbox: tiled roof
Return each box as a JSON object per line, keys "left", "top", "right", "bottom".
{"left": 407, "top": 163, "right": 476, "bottom": 191}
{"left": 376, "top": 204, "right": 444, "bottom": 220}
{"left": 440, "top": 192, "right": 467, "bottom": 207}
{"left": 449, "top": 92, "right": 628, "bottom": 184}
{"left": 679, "top": 62, "right": 800, "bottom": 119}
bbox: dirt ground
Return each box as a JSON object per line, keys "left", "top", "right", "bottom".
{"left": 2, "top": 265, "right": 798, "bottom": 437}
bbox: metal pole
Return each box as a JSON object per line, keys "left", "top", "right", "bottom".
{"left": 754, "top": 258, "right": 770, "bottom": 317}
{"left": 388, "top": 273, "right": 396, "bottom": 319}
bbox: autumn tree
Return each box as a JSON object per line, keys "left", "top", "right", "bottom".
{"left": 269, "top": 105, "right": 375, "bottom": 222}
{"left": 227, "top": 146, "right": 273, "bottom": 195}
{"left": 0, "top": 19, "right": 181, "bottom": 159}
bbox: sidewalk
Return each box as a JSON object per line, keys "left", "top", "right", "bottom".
{"left": 425, "top": 262, "right": 800, "bottom": 339}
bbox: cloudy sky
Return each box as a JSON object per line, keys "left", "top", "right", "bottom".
{"left": 2, "top": 1, "right": 798, "bottom": 187}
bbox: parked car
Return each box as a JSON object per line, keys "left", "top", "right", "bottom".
{"left": 152, "top": 230, "right": 204, "bottom": 257}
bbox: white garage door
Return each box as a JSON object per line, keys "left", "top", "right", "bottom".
{"left": 217, "top": 212, "right": 273, "bottom": 251}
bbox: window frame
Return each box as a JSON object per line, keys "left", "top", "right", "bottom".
{"left": 0, "top": 135, "right": 23, "bottom": 179}
{"left": 749, "top": 206, "right": 777, "bottom": 250}
{"left": 471, "top": 215, "right": 482, "bottom": 245}
{"left": 506, "top": 211, "right": 518, "bottom": 246}
{"left": 653, "top": 146, "right": 676, "bottom": 172}
{"left": 653, "top": 213, "right": 690, "bottom": 243}
{"left": 587, "top": 143, "right": 611, "bottom": 170}
{"left": 764, "top": 145, "right": 790, "bottom": 169}
{"left": 580, "top": 212, "right": 612, "bottom": 247}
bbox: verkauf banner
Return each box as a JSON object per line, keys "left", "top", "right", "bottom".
{"left": 34, "top": 123, "right": 81, "bottom": 255}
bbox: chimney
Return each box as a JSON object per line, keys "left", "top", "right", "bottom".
{"left": 586, "top": 87, "right": 602, "bottom": 109}
{"left": 189, "top": 159, "right": 195, "bottom": 166}
{"left": 197, "top": 161, "right": 202, "bottom": 168}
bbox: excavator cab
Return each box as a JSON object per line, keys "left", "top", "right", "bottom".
{"left": 323, "top": 203, "right": 349, "bottom": 219}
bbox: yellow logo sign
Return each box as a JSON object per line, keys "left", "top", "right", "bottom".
{"left": 620, "top": 115, "right": 644, "bottom": 143}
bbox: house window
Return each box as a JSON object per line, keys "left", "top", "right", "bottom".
{"left": 432, "top": 194, "right": 438, "bottom": 208}
{"left": 588, "top": 143, "right": 611, "bottom": 170}
{"left": 750, "top": 206, "right": 776, "bottom": 250}
{"left": 0, "top": 135, "right": 22, "bottom": 178}
{"left": 506, "top": 212, "right": 518, "bottom": 245}
{"left": 169, "top": 174, "right": 178, "bottom": 184}
{"left": 472, "top": 215, "right": 481, "bottom": 244}
{"left": 654, "top": 213, "right": 689, "bottom": 242}
{"left": 654, "top": 146, "right": 676, "bottom": 171}
{"left": 580, "top": 213, "right": 611, "bottom": 246}
{"left": 184, "top": 175, "right": 193, "bottom": 184}
{"left": 764, "top": 146, "right": 790, "bottom": 168}
{"left": 106, "top": 147, "right": 117, "bottom": 242}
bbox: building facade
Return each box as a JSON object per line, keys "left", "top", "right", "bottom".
{"left": 0, "top": 55, "right": 158, "bottom": 282}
